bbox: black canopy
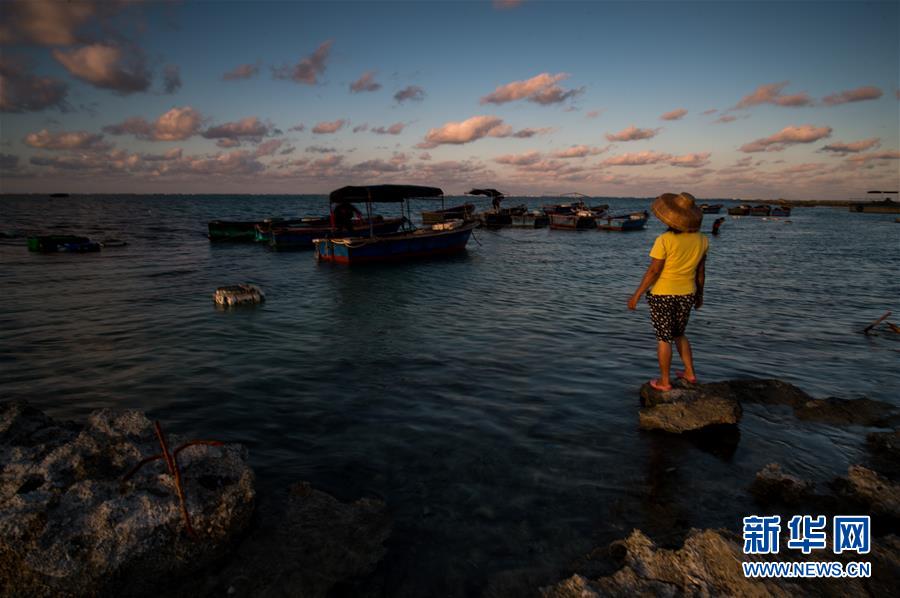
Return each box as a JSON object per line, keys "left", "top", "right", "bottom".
{"left": 329, "top": 184, "right": 443, "bottom": 203}
{"left": 468, "top": 188, "right": 504, "bottom": 198}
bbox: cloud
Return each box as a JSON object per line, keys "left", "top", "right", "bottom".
{"left": 23, "top": 129, "right": 110, "bottom": 151}
{"left": 103, "top": 106, "right": 203, "bottom": 141}
{"left": 352, "top": 124, "right": 369, "bottom": 133}
{"left": 288, "top": 123, "right": 305, "bottom": 132}
{"left": 603, "top": 151, "right": 672, "bottom": 166}
{"left": 669, "top": 152, "right": 711, "bottom": 168}
{"left": 53, "top": 44, "right": 151, "bottom": 94}
{"left": 163, "top": 65, "right": 181, "bottom": 94}
{"left": 312, "top": 119, "right": 346, "bottom": 134}
{"left": 480, "top": 72, "right": 582, "bottom": 106}
{"left": 701, "top": 109, "right": 718, "bottom": 116}
{"left": 215, "top": 139, "right": 241, "bottom": 148}
{"left": 0, "top": 1, "right": 99, "bottom": 46}
{"left": 605, "top": 125, "right": 661, "bottom": 142}
{"left": 272, "top": 40, "right": 332, "bottom": 85}
{"left": 0, "top": 153, "right": 20, "bottom": 170}
{"left": 394, "top": 85, "right": 425, "bottom": 103}
{"left": 493, "top": 0, "right": 524, "bottom": 8}
{"left": 202, "top": 117, "right": 270, "bottom": 143}
{"left": 735, "top": 81, "right": 813, "bottom": 109}
{"left": 0, "top": 56, "right": 69, "bottom": 113}
{"left": 585, "top": 109, "right": 602, "bottom": 119}
{"left": 371, "top": 122, "right": 406, "bottom": 135}
{"left": 846, "top": 150, "right": 900, "bottom": 163}
{"left": 495, "top": 151, "right": 543, "bottom": 166}
{"left": 552, "top": 145, "right": 608, "bottom": 158}
{"left": 820, "top": 138, "right": 880, "bottom": 155}
{"left": 254, "top": 139, "right": 285, "bottom": 158}
{"left": 306, "top": 146, "right": 337, "bottom": 153}
{"left": 223, "top": 63, "right": 260, "bottom": 81}
{"left": 512, "top": 127, "right": 552, "bottom": 138}
{"left": 714, "top": 115, "right": 737, "bottom": 124}
{"left": 660, "top": 108, "right": 687, "bottom": 121}
{"left": 417, "top": 115, "right": 544, "bottom": 148}
{"left": 739, "top": 124, "right": 832, "bottom": 153}
{"left": 822, "top": 86, "right": 883, "bottom": 106}
{"left": 350, "top": 71, "right": 381, "bottom": 93}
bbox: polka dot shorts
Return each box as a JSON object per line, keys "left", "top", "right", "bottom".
{"left": 646, "top": 291, "right": 695, "bottom": 342}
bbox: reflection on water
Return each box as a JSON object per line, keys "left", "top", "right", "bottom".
{"left": 1, "top": 195, "right": 898, "bottom": 595}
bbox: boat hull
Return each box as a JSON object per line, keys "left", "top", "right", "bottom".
{"left": 208, "top": 220, "right": 259, "bottom": 241}
{"left": 421, "top": 203, "right": 475, "bottom": 224}
{"left": 509, "top": 213, "right": 550, "bottom": 228}
{"left": 701, "top": 204, "right": 723, "bottom": 214}
{"left": 270, "top": 218, "right": 404, "bottom": 250}
{"left": 727, "top": 207, "right": 750, "bottom": 216}
{"left": 749, "top": 206, "right": 771, "bottom": 216}
{"left": 597, "top": 215, "right": 648, "bottom": 231}
{"left": 549, "top": 213, "right": 596, "bottom": 230}
{"left": 314, "top": 224, "right": 476, "bottom": 264}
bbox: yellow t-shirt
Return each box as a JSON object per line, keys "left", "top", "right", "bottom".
{"left": 649, "top": 231, "right": 709, "bottom": 295}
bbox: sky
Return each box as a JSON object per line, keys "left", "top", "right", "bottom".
{"left": 1, "top": 0, "right": 898, "bottom": 199}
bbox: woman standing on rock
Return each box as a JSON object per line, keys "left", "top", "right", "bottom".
{"left": 628, "top": 192, "right": 707, "bottom": 391}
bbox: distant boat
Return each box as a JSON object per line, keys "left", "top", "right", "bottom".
{"left": 727, "top": 204, "right": 751, "bottom": 216}
{"left": 270, "top": 217, "right": 405, "bottom": 250}
{"left": 700, "top": 203, "right": 723, "bottom": 214}
{"left": 771, "top": 206, "right": 792, "bottom": 217}
{"left": 849, "top": 191, "right": 900, "bottom": 214}
{"left": 509, "top": 208, "right": 550, "bottom": 228}
{"left": 597, "top": 211, "right": 649, "bottom": 231}
{"left": 254, "top": 216, "right": 330, "bottom": 243}
{"left": 208, "top": 220, "right": 260, "bottom": 242}
{"left": 314, "top": 185, "right": 477, "bottom": 264}
{"left": 749, "top": 205, "right": 771, "bottom": 216}
{"left": 548, "top": 209, "right": 596, "bottom": 230}
{"left": 421, "top": 202, "right": 475, "bottom": 224}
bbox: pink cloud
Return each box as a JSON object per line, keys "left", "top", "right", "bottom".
{"left": 254, "top": 139, "right": 285, "bottom": 158}
{"left": 480, "top": 73, "right": 582, "bottom": 105}
{"left": 103, "top": 106, "right": 204, "bottom": 141}
{"left": 202, "top": 117, "right": 270, "bottom": 142}
{"left": 714, "top": 115, "right": 737, "bottom": 124}
{"left": 846, "top": 150, "right": 900, "bottom": 163}
{"left": 735, "top": 81, "right": 813, "bottom": 109}
{"left": 0, "top": 1, "right": 99, "bottom": 46}
{"left": 312, "top": 119, "right": 347, "bottom": 134}
{"left": 660, "top": 108, "right": 687, "bottom": 121}
{"left": 822, "top": 86, "right": 883, "bottom": 106}
{"left": 585, "top": 109, "right": 602, "bottom": 119}
{"left": 352, "top": 124, "right": 369, "bottom": 133}
{"left": 493, "top": 0, "right": 524, "bottom": 8}
{"left": 0, "top": 56, "right": 69, "bottom": 113}
{"left": 350, "top": 71, "right": 381, "bottom": 93}
{"left": 739, "top": 124, "right": 832, "bottom": 153}
{"left": 371, "top": 122, "right": 405, "bottom": 135}
{"left": 23, "top": 129, "right": 109, "bottom": 150}
{"left": 512, "top": 127, "right": 552, "bottom": 138}
{"left": 53, "top": 44, "right": 150, "bottom": 94}
{"left": 701, "top": 109, "right": 718, "bottom": 116}
{"left": 216, "top": 139, "right": 241, "bottom": 148}
{"left": 495, "top": 151, "right": 543, "bottom": 166}
{"left": 605, "top": 125, "right": 661, "bottom": 142}
{"left": 669, "top": 152, "right": 711, "bottom": 168}
{"left": 603, "top": 151, "right": 672, "bottom": 166}
{"left": 417, "top": 115, "right": 514, "bottom": 148}
{"left": 223, "top": 63, "right": 260, "bottom": 81}
{"left": 552, "top": 145, "right": 608, "bottom": 158}
{"left": 272, "top": 40, "right": 332, "bottom": 85}
{"left": 394, "top": 85, "right": 425, "bottom": 103}
{"left": 306, "top": 146, "right": 337, "bottom": 153}
{"left": 820, "top": 138, "right": 880, "bottom": 155}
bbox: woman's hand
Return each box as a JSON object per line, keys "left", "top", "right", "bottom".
{"left": 628, "top": 293, "right": 640, "bottom": 310}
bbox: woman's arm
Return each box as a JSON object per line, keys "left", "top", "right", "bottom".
{"left": 694, "top": 255, "right": 706, "bottom": 309}
{"left": 628, "top": 258, "right": 665, "bottom": 310}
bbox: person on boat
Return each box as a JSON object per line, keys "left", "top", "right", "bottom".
{"left": 627, "top": 192, "right": 707, "bottom": 391}
{"left": 711, "top": 217, "right": 725, "bottom": 235}
{"left": 332, "top": 201, "right": 363, "bottom": 236}
{"left": 492, "top": 193, "right": 503, "bottom": 213}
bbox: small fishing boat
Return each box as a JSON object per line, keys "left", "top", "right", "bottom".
{"left": 314, "top": 185, "right": 478, "bottom": 264}
{"left": 469, "top": 189, "right": 511, "bottom": 229}
{"left": 727, "top": 204, "right": 751, "bottom": 216}
{"left": 597, "top": 211, "right": 649, "bottom": 231}
{"left": 27, "top": 235, "right": 100, "bottom": 253}
{"left": 421, "top": 202, "right": 475, "bottom": 224}
{"left": 270, "top": 216, "right": 405, "bottom": 250}
{"left": 700, "top": 203, "right": 723, "bottom": 214}
{"left": 848, "top": 191, "right": 900, "bottom": 213}
{"left": 208, "top": 220, "right": 259, "bottom": 242}
{"left": 770, "top": 206, "right": 792, "bottom": 217}
{"left": 548, "top": 208, "right": 596, "bottom": 230}
{"left": 254, "top": 216, "right": 330, "bottom": 243}
{"left": 509, "top": 209, "right": 550, "bottom": 228}
{"left": 749, "top": 205, "right": 771, "bottom": 216}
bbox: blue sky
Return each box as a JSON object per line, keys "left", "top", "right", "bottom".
{"left": 1, "top": 0, "right": 897, "bottom": 198}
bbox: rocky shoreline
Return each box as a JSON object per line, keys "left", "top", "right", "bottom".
{"left": 2, "top": 377, "right": 898, "bottom": 597}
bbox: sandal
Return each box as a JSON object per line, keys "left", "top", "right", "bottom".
{"left": 676, "top": 371, "right": 698, "bottom": 384}
{"left": 649, "top": 379, "right": 672, "bottom": 392}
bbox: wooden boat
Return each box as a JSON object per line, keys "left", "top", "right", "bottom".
{"left": 421, "top": 202, "right": 475, "bottom": 224}
{"left": 597, "top": 211, "right": 649, "bottom": 231}
{"left": 270, "top": 217, "right": 405, "bottom": 250}
{"left": 208, "top": 220, "right": 259, "bottom": 242}
{"left": 727, "top": 204, "right": 751, "bottom": 216}
{"left": 314, "top": 185, "right": 477, "bottom": 264}
{"left": 700, "top": 203, "right": 723, "bottom": 214}
{"left": 27, "top": 235, "right": 100, "bottom": 253}
{"left": 749, "top": 205, "right": 771, "bottom": 216}
{"left": 254, "top": 216, "right": 330, "bottom": 243}
{"left": 770, "top": 206, "right": 792, "bottom": 217}
{"left": 510, "top": 209, "right": 550, "bottom": 228}
{"left": 549, "top": 209, "right": 596, "bottom": 230}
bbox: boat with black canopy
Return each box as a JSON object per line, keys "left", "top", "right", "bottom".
{"left": 313, "top": 185, "right": 478, "bottom": 264}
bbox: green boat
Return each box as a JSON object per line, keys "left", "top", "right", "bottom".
{"left": 27, "top": 235, "right": 100, "bottom": 253}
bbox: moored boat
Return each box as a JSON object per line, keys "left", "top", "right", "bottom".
{"left": 597, "top": 211, "right": 649, "bottom": 231}
{"left": 254, "top": 216, "right": 330, "bottom": 243}
{"left": 749, "top": 204, "right": 771, "bottom": 216}
{"left": 314, "top": 185, "right": 478, "bottom": 264}
{"left": 727, "top": 204, "right": 751, "bottom": 216}
{"left": 549, "top": 209, "right": 596, "bottom": 230}
{"left": 509, "top": 209, "right": 550, "bottom": 228}
{"left": 270, "top": 216, "right": 405, "bottom": 250}
{"left": 421, "top": 202, "right": 475, "bottom": 224}
{"left": 208, "top": 220, "right": 259, "bottom": 242}
{"left": 771, "top": 206, "right": 792, "bottom": 217}
{"left": 27, "top": 235, "right": 100, "bottom": 253}
{"left": 848, "top": 191, "right": 900, "bottom": 213}
{"left": 700, "top": 203, "right": 723, "bottom": 214}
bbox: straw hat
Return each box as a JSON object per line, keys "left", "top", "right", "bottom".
{"left": 652, "top": 192, "right": 703, "bottom": 232}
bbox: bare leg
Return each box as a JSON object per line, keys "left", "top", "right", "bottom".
{"left": 674, "top": 335, "right": 696, "bottom": 380}
{"left": 656, "top": 341, "right": 673, "bottom": 387}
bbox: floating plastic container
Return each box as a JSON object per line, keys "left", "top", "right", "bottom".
{"left": 213, "top": 284, "right": 265, "bottom": 307}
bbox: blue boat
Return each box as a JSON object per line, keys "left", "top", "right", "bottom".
{"left": 597, "top": 211, "right": 649, "bottom": 231}
{"left": 313, "top": 185, "right": 478, "bottom": 264}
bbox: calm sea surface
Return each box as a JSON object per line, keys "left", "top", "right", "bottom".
{"left": 1, "top": 194, "right": 898, "bottom": 595}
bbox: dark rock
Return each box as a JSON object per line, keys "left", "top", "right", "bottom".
{"left": 794, "top": 397, "right": 898, "bottom": 427}
{"left": 831, "top": 465, "right": 900, "bottom": 529}
{"left": 639, "top": 381, "right": 742, "bottom": 433}
{"left": 750, "top": 463, "right": 817, "bottom": 507}
{"left": 0, "top": 401, "right": 255, "bottom": 598}
{"left": 867, "top": 429, "right": 900, "bottom": 478}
